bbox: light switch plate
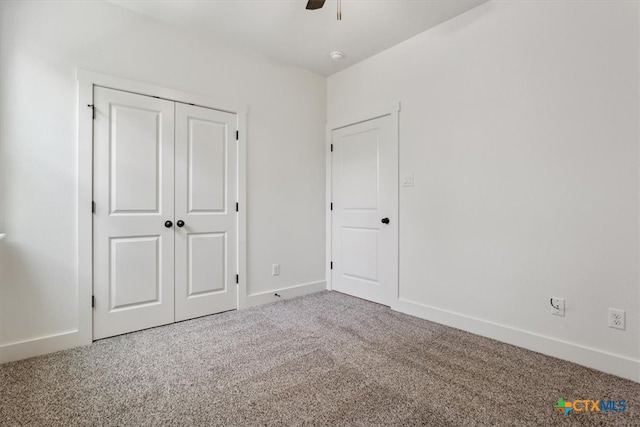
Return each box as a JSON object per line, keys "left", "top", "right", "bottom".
{"left": 402, "top": 174, "right": 414, "bottom": 187}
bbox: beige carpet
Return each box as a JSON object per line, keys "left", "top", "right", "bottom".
{"left": 1, "top": 291, "right": 639, "bottom": 426}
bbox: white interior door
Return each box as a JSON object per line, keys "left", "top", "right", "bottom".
{"left": 174, "top": 103, "right": 238, "bottom": 321}
{"left": 93, "top": 87, "right": 176, "bottom": 340}
{"left": 331, "top": 115, "right": 398, "bottom": 306}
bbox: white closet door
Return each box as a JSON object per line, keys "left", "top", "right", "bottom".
{"left": 174, "top": 103, "right": 238, "bottom": 321}
{"left": 331, "top": 115, "right": 398, "bottom": 306}
{"left": 93, "top": 87, "right": 176, "bottom": 340}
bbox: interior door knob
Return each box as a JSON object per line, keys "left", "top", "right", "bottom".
{"left": 176, "top": 220, "right": 185, "bottom": 228}
{"left": 381, "top": 217, "right": 390, "bottom": 224}
{"left": 164, "top": 220, "right": 173, "bottom": 228}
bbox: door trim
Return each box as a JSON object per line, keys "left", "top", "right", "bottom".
{"left": 326, "top": 102, "right": 401, "bottom": 301}
{"left": 77, "top": 70, "right": 248, "bottom": 343}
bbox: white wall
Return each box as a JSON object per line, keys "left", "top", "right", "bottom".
{"left": 328, "top": 0, "right": 640, "bottom": 380}
{"left": 0, "top": 0, "right": 326, "bottom": 358}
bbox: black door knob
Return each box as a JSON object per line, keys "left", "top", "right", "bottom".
{"left": 164, "top": 220, "right": 173, "bottom": 228}
{"left": 381, "top": 217, "right": 390, "bottom": 224}
{"left": 176, "top": 220, "right": 185, "bottom": 228}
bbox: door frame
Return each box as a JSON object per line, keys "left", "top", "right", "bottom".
{"left": 77, "top": 70, "right": 248, "bottom": 343}
{"left": 326, "top": 102, "right": 401, "bottom": 303}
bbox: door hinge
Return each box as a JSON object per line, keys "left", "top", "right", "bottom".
{"left": 330, "top": 202, "right": 333, "bottom": 211}
{"left": 330, "top": 261, "right": 333, "bottom": 270}
{"left": 236, "top": 274, "right": 239, "bottom": 284}
{"left": 330, "top": 144, "right": 333, "bottom": 152}
{"left": 236, "top": 202, "right": 239, "bottom": 212}
{"left": 92, "top": 201, "right": 96, "bottom": 213}
{"left": 236, "top": 130, "right": 239, "bottom": 140}
{"left": 87, "top": 104, "right": 95, "bottom": 120}
{"left": 91, "top": 295, "right": 95, "bottom": 308}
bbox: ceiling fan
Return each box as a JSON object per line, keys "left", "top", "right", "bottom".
{"left": 305, "top": 0, "right": 326, "bottom": 10}
{"left": 306, "top": 0, "right": 342, "bottom": 20}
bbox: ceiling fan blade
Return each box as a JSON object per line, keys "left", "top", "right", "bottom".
{"left": 306, "top": 0, "right": 326, "bottom": 10}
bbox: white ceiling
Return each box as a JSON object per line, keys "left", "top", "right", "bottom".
{"left": 110, "top": 0, "right": 488, "bottom": 76}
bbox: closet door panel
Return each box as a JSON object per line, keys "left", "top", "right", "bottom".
{"left": 93, "top": 87, "right": 175, "bottom": 340}
{"left": 174, "top": 103, "right": 238, "bottom": 321}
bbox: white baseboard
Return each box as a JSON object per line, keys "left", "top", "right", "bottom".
{"left": 244, "top": 280, "right": 327, "bottom": 308}
{"left": 0, "top": 330, "right": 85, "bottom": 364}
{"left": 1, "top": 281, "right": 327, "bottom": 364}
{"left": 8, "top": 287, "right": 633, "bottom": 384}
{"left": 392, "top": 298, "right": 640, "bottom": 383}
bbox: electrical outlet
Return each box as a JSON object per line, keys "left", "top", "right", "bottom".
{"left": 550, "top": 297, "right": 565, "bottom": 316}
{"left": 608, "top": 308, "right": 625, "bottom": 330}
{"left": 272, "top": 264, "right": 280, "bottom": 276}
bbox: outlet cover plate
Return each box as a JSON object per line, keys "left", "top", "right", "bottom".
{"left": 551, "top": 298, "right": 565, "bottom": 316}
{"left": 608, "top": 308, "right": 625, "bottom": 330}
